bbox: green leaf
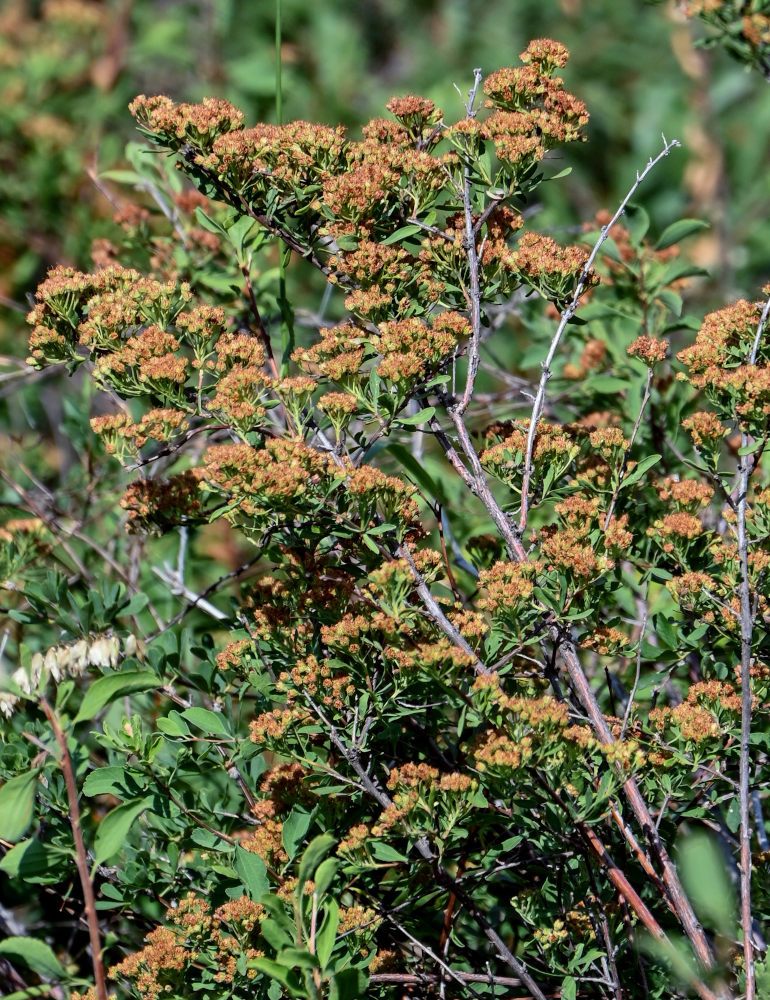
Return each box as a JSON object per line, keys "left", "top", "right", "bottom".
{"left": 226, "top": 214, "right": 257, "bottom": 257}
{"left": 195, "top": 206, "right": 228, "bottom": 237}
{"left": 282, "top": 808, "right": 314, "bottom": 862}
{"left": 248, "top": 957, "right": 293, "bottom": 986}
{"left": 73, "top": 671, "right": 157, "bottom": 724}
{"left": 235, "top": 845, "right": 269, "bottom": 900}
{"left": 98, "top": 169, "right": 145, "bottom": 185}
{"left": 297, "top": 833, "right": 335, "bottom": 890}
{"left": 331, "top": 966, "right": 369, "bottom": 1000}
{"left": 561, "top": 976, "right": 577, "bottom": 1000}
{"left": 316, "top": 899, "right": 339, "bottom": 971}
{"left": 370, "top": 841, "right": 408, "bottom": 862}
{"left": 654, "top": 218, "right": 709, "bottom": 251}
{"left": 380, "top": 224, "right": 422, "bottom": 245}
{"left": 259, "top": 920, "right": 294, "bottom": 954}
{"left": 0, "top": 937, "right": 64, "bottom": 979}
{"left": 725, "top": 796, "right": 741, "bottom": 833}
{"left": 657, "top": 288, "right": 683, "bottom": 316}
{"left": 0, "top": 838, "right": 56, "bottom": 880}
{"left": 313, "top": 856, "right": 339, "bottom": 899}
{"left": 156, "top": 715, "right": 191, "bottom": 738}
{"left": 654, "top": 613, "right": 679, "bottom": 651}
{"left": 277, "top": 947, "right": 319, "bottom": 970}
{"left": 618, "top": 453, "right": 662, "bottom": 490}
{"left": 93, "top": 797, "right": 152, "bottom": 866}
{"left": 624, "top": 203, "right": 650, "bottom": 246}
{"left": 678, "top": 830, "right": 736, "bottom": 935}
{"left": 0, "top": 770, "right": 40, "bottom": 842}
{"left": 585, "top": 375, "right": 629, "bottom": 393}
{"left": 181, "top": 706, "right": 232, "bottom": 737}
{"left": 365, "top": 522, "right": 397, "bottom": 536}
{"left": 397, "top": 406, "right": 435, "bottom": 426}
{"left": 120, "top": 593, "right": 149, "bottom": 616}
{"left": 83, "top": 765, "right": 143, "bottom": 798}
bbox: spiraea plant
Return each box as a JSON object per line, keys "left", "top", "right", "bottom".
{"left": 2, "top": 36, "right": 770, "bottom": 1000}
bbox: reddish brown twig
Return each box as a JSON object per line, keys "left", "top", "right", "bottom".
{"left": 40, "top": 698, "right": 108, "bottom": 1000}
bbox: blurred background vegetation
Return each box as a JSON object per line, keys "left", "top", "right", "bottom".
{"left": 1, "top": 0, "right": 770, "bottom": 338}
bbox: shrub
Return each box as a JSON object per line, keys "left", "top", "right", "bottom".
{"left": 1, "top": 27, "right": 770, "bottom": 1000}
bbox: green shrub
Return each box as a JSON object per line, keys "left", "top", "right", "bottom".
{"left": 1, "top": 22, "right": 770, "bottom": 1000}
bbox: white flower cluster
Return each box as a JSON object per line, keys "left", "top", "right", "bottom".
{"left": 0, "top": 634, "right": 127, "bottom": 719}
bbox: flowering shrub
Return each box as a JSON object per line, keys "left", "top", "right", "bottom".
{"left": 2, "top": 32, "right": 770, "bottom": 1000}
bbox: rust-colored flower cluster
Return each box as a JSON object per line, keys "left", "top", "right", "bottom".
{"left": 120, "top": 469, "right": 204, "bottom": 534}
{"left": 677, "top": 295, "right": 770, "bottom": 429}
{"left": 110, "top": 892, "right": 265, "bottom": 997}
{"left": 483, "top": 40, "right": 589, "bottom": 152}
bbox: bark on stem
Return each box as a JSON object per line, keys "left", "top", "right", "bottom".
{"left": 40, "top": 698, "right": 108, "bottom": 1000}
{"left": 734, "top": 292, "right": 770, "bottom": 1000}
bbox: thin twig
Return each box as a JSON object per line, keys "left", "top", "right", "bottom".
{"left": 40, "top": 698, "right": 108, "bottom": 1000}
{"left": 519, "top": 136, "right": 681, "bottom": 533}
{"left": 621, "top": 603, "right": 648, "bottom": 739}
{"left": 603, "top": 368, "right": 655, "bottom": 530}
{"left": 455, "top": 68, "right": 485, "bottom": 417}
{"left": 734, "top": 290, "right": 770, "bottom": 1000}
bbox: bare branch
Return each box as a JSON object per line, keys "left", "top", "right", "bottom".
{"left": 734, "top": 289, "right": 770, "bottom": 1000}
{"left": 41, "top": 698, "right": 108, "bottom": 1000}
{"left": 519, "top": 136, "right": 681, "bottom": 533}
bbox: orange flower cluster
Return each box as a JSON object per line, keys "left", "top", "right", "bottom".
{"left": 647, "top": 512, "right": 705, "bottom": 553}
{"left": 580, "top": 625, "right": 629, "bottom": 655}
{"left": 345, "top": 464, "right": 420, "bottom": 527}
{"left": 681, "top": 410, "right": 729, "bottom": 449}
{"left": 274, "top": 653, "right": 356, "bottom": 712}
{"left": 655, "top": 477, "right": 714, "bottom": 508}
{"left": 332, "top": 240, "right": 444, "bottom": 321}
{"left": 370, "top": 761, "right": 478, "bottom": 838}
{"left": 509, "top": 231, "right": 594, "bottom": 304}
{"left": 677, "top": 297, "right": 770, "bottom": 426}
{"left": 477, "top": 560, "right": 538, "bottom": 613}
{"left": 129, "top": 94, "right": 244, "bottom": 150}
{"left": 384, "top": 638, "right": 478, "bottom": 676}
{"left": 481, "top": 419, "right": 579, "bottom": 485}
{"left": 240, "top": 763, "right": 315, "bottom": 867}
{"left": 321, "top": 611, "right": 403, "bottom": 656}
{"left": 27, "top": 265, "right": 182, "bottom": 366}
{"left": 95, "top": 326, "right": 188, "bottom": 390}
{"left": 473, "top": 729, "right": 534, "bottom": 774}
{"left": 110, "top": 893, "right": 265, "bottom": 997}
{"left": 627, "top": 335, "right": 669, "bottom": 367}
{"left": 649, "top": 680, "right": 742, "bottom": 745}
{"left": 535, "top": 502, "right": 629, "bottom": 581}
{"left": 202, "top": 439, "right": 336, "bottom": 515}
{"left": 120, "top": 469, "right": 204, "bottom": 534}
{"left": 483, "top": 40, "right": 588, "bottom": 152}
{"left": 91, "top": 408, "right": 189, "bottom": 462}
{"left": 299, "top": 309, "right": 468, "bottom": 388}
{"left": 373, "top": 311, "right": 469, "bottom": 382}
{"left": 384, "top": 94, "right": 442, "bottom": 139}
{"left": 198, "top": 120, "right": 349, "bottom": 200}
{"left": 587, "top": 426, "right": 629, "bottom": 457}
{"left": 293, "top": 324, "right": 365, "bottom": 383}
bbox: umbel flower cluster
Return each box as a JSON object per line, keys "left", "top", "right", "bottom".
{"left": 4, "top": 35, "right": 770, "bottom": 1000}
